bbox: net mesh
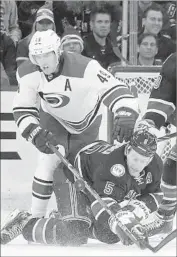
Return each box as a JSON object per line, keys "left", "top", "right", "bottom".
{"left": 108, "top": 65, "right": 175, "bottom": 162}
{"left": 115, "top": 75, "right": 157, "bottom": 94}
{"left": 161, "top": 141, "right": 172, "bottom": 160}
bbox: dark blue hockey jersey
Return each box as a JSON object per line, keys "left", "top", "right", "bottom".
{"left": 75, "top": 140, "right": 163, "bottom": 221}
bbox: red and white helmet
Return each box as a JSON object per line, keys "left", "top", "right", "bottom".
{"left": 129, "top": 129, "right": 157, "bottom": 157}
{"left": 29, "top": 30, "right": 61, "bottom": 65}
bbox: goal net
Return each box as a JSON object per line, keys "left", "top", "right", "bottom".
{"left": 107, "top": 65, "right": 176, "bottom": 162}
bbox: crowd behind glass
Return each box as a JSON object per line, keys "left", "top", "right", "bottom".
{"left": 0, "top": 0, "right": 176, "bottom": 87}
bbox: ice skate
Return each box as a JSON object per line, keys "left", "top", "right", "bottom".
{"left": 140, "top": 211, "right": 174, "bottom": 237}
{"left": 1, "top": 209, "right": 31, "bottom": 244}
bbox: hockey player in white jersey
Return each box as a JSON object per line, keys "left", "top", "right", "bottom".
{"left": 4, "top": 29, "right": 139, "bottom": 244}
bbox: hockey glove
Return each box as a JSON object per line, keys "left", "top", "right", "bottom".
{"left": 109, "top": 209, "right": 140, "bottom": 245}
{"left": 122, "top": 199, "right": 151, "bottom": 222}
{"left": 112, "top": 108, "right": 139, "bottom": 143}
{"left": 22, "top": 124, "right": 59, "bottom": 154}
{"left": 134, "top": 119, "right": 159, "bottom": 137}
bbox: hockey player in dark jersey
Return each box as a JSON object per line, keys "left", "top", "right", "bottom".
{"left": 74, "top": 129, "right": 164, "bottom": 245}
{"left": 131, "top": 53, "right": 176, "bottom": 240}
{"left": 1, "top": 129, "right": 163, "bottom": 246}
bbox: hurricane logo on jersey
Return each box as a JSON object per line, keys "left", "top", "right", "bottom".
{"left": 42, "top": 93, "right": 70, "bottom": 108}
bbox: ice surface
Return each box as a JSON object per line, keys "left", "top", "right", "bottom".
{"left": 1, "top": 235, "right": 176, "bottom": 257}
{"left": 1, "top": 211, "right": 176, "bottom": 257}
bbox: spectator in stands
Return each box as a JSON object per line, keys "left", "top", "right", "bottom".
{"left": 138, "top": 1, "right": 153, "bottom": 31}
{"left": 60, "top": 27, "right": 84, "bottom": 54}
{"left": 115, "top": 1, "right": 153, "bottom": 48}
{"left": 99, "top": 2, "right": 122, "bottom": 48}
{"left": 17, "top": 1, "right": 46, "bottom": 38}
{"left": 1, "top": 62, "right": 10, "bottom": 87}
{"left": 138, "top": 1, "right": 173, "bottom": 39}
{"left": 0, "top": 0, "right": 21, "bottom": 46}
{"left": 141, "top": 5, "right": 175, "bottom": 61}
{"left": 53, "top": 1, "right": 76, "bottom": 36}
{"left": 0, "top": 31, "right": 18, "bottom": 86}
{"left": 137, "top": 33, "right": 162, "bottom": 66}
{"left": 16, "top": 7, "right": 56, "bottom": 67}
{"left": 82, "top": 6, "right": 120, "bottom": 69}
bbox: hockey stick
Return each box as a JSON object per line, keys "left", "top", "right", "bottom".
{"left": 151, "top": 229, "right": 177, "bottom": 253}
{"left": 157, "top": 132, "right": 177, "bottom": 142}
{"left": 47, "top": 142, "right": 156, "bottom": 252}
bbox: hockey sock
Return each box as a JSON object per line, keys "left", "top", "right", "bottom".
{"left": 31, "top": 176, "right": 53, "bottom": 217}
{"left": 158, "top": 158, "right": 177, "bottom": 216}
{"left": 22, "top": 217, "right": 89, "bottom": 245}
{"left": 22, "top": 217, "right": 67, "bottom": 244}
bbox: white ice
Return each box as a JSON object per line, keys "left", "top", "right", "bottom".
{"left": 1, "top": 210, "right": 176, "bottom": 257}
{"left": 1, "top": 234, "right": 176, "bottom": 257}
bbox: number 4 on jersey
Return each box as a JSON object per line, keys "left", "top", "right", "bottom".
{"left": 97, "top": 74, "right": 108, "bottom": 83}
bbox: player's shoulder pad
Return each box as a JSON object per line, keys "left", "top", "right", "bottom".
{"left": 147, "top": 153, "right": 163, "bottom": 178}
{"left": 74, "top": 140, "right": 111, "bottom": 166}
{"left": 95, "top": 144, "right": 128, "bottom": 179}
{"left": 163, "top": 52, "right": 176, "bottom": 67}
{"left": 161, "top": 52, "right": 176, "bottom": 76}
{"left": 153, "top": 153, "right": 163, "bottom": 170}
{"left": 17, "top": 60, "right": 40, "bottom": 79}
{"left": 77, "top": 140, "right": 111, "bottom": 157}
{"left": 61, "top": 51, "right": 93, "bottom": 78}
{"left": 74, "top": 141, "right": 102, "bottom": 169}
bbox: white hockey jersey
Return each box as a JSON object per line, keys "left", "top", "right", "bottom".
{"left": 13, "top": 52, "right": 138, "bottom": 134}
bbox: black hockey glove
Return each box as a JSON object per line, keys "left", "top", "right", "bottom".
{"left": 112, "top": 108, "right": 139, "bottom": 143}
{"left": 22, "top": 124, "right": 59, "bottom": 154}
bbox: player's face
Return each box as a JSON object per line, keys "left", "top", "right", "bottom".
{"left": 91, "top": 14, "right": 111, "bottom": 38}
{"left": 36, "top": 19, "right": 54, "bottom": 32}
{"left": 143, "top": 10, "right": 163, "bottom": 35}
{"left": 63, "top": 42, "right": 82, "bottom": 54}
{"left": 139, "top": 35, "right": 158, "bottom": 58}
{"left": 127, "top": 148, "right": 152, "bottom": 177}
{"left": 34, "top": 52, "right": 58, "bottom": 75}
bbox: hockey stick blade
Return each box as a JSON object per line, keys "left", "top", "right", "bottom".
{"left": 47, "top": 142, "right": 153, "bottom": 252}
{"left": 158, "top": 132, "right": 177, "bottom": 142}
{"left": 151, "top": 229, "right": 177, "bottom": 253}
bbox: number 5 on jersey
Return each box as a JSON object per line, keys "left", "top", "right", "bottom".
{"left": 104, "top": 181, "right": 115, "bottom": 195}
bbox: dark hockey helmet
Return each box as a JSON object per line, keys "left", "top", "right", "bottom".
{"left": 130, "top": 130, "right": 157, "bottom": 157}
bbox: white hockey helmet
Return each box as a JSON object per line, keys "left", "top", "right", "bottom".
{"left": 29, "top": 30, "right": 61, "bottom": 65}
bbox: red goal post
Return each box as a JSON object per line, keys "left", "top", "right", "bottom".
{"left": 106, "top": 64, "right": 175, "bottom": 162}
